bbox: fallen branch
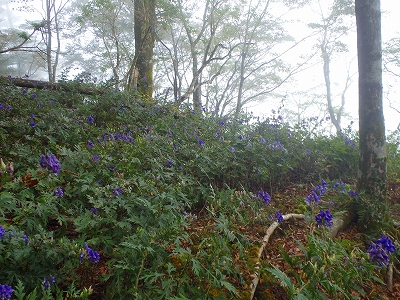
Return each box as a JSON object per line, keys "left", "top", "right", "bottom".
{"left": 387, "top": 262, "right": 393, "bottom": 292}
{"left": 0, "top": 76, "right": 104, "bottom": 95}
{"left": 249, "top": 213, "right": 304, "bottom": 300}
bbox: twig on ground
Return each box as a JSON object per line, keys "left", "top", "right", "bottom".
{"left": 387, "top": 262, "right": 393, "bottom": 292}
{"left": 249, "top": 213, "right": 304, "bottom": 300}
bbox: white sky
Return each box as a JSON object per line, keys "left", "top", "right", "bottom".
{"left": 249, "top": 0, "right": 400, "bottom": 133}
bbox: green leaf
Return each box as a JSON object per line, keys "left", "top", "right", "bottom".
{"left": 267, "top": 266, "right": 295, "bottom": 296}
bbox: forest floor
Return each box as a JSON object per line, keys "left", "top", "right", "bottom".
{"left": 86, "top": 181, "right": 400, "bottom": 299}
{"left": 254, "top": 181, "right": 400, "bottom": 299}
{"left": 187, "top": 181, "right": 400, "bottom": 300}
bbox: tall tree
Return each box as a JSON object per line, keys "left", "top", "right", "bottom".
{"left": 37, "top": 0, "right": 70, "bottom": 82}
{"left": 127, "top": 0, "right": 156, "bottom": 96}
{"left": 75, "top": 0, "right": 135, "bottom": 88}
{"left": 308, "top": 0, "right": 354, "bottom": 133}
{"left": 355, "top": 0, "right": 386, "bottom": 198}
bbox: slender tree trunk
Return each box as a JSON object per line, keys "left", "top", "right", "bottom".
{"left": 321, "top": 44, "right": 341, "bottom": 133}
{"left": 355, "top": 0, "right": 386, "bottom": 198}
{"left": 128, "top": 0, "right": 155, "bottom": 96}
{"left": 46, "top": 0, "right": 53, "bottom": 82}
{"left": 52, "top": 1, "right": 61, "bottom": 83}
{"left": 235, "top": 50, "right": 247, "bottom": 116}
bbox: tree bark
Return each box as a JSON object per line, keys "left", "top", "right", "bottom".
{"left": 127, "top": 0, "right": 156, "bottom": 96}
{"left": 355, "top": 0, "right": 386, "bottom": 198}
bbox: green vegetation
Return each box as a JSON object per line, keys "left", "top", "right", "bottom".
{"left": 0, "top": 80, "right": 399, "bottom": 299}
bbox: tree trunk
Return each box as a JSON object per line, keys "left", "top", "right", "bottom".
{"left": 128, "top": 0, "right": 155, "bottom": 96}
{"left": 46, "top": 0, "right": 53, "bottom": 83}
{"left": 321, "top": 44, "right": 341, "bottom": 133}
{"left": 355, "top": 0, "right": 386, "bottom": 198}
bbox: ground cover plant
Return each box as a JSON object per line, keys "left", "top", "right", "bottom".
{"left": 0, "top": 78, "right": 399, "bottom": 299}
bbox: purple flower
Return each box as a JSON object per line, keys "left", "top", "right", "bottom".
{"left": 87, "top": 116, "right": 94, "bottom": 123}
{"left": 197, "top": 139, "right": 205, "bottom": 147}
{"left": 167, "top": 129, "right": 173, "bottom": 136}
{"left": 367, "top": 241, "right": 390, "bottom": 267}
{"left": 376, "top": 236, "right": 396, "bottom": 254}
{"left": 348, "top": 190, "right": 359, "bottom": 198}
{"left": 87, "top": 141, "right": 94, "bottom": 149}
{"left": 167, "top": 159, "right": 173, "bottom": 167}
{"left": 29, "top": 121, "right": 36, "bottom": 128}
{"left": 0, "top": 284, "right": 14, "bottom": 300}
{"left": 89, "top": 208, "right": 98, "bottom": 215}
{"left": 230, "top": 147, "right": 235, "bottom": 152}
{"left": 87, "top": 248, "right": 100, "bottom": 263}
{"left": 54, "top": 187, "right": 64, "bottom": 197}
{"left": 315, "top": 210, "right": 333, "bottom": 227}
{"left": 46, "top": 154, "right": 61, "bottom": 175}
{"left": 274, "top": 211, "right": 284, "bottom": 223}
{"left": 256, "top": 190, "right": 271, "bottom": 205}
{"left": 43, "top": 278, "right": 50, "bottom": 289}
{"left": 113, "top": 188, "right": 123, "bottom": 196}
{"left": 22, "top": 89, "right": 27, "bottom": 95}
{"left": 83, "top": 243, "right": 100, "bottom": 263}
{"left": 23, "top": 235, "right": 29, "bottom": 245}
{"left": 108, "top": 165, "right": 115, "bottom": 172}
{"left": 92, "top": 155, "right": 100, "bottom": 162}
{"left": 40, "top": 154, "right": 48, "bottom": 168}
{"left": 0, "top": 225, "right": 5, "bottom": 238}
{"left": 32, "top": 94, "right": 37, "bottom": 99}
{"left": 30, "top": 114, "right": 35, "bottom": 119}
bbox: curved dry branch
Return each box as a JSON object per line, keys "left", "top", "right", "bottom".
{"left": 249, "top": 213, "right": 305, "bottom": 300}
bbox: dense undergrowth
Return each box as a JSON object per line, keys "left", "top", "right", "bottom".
{"left": 0, "top": 78, "right": 399, "bottom": 299}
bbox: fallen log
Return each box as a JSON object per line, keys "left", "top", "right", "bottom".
{"left": 0, "top": 76, "right": 104, "bottom": 95}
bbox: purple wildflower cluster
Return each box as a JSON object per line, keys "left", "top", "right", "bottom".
{"left": 40, "top": 153, "right": 61, "bottom": 175}
{"left": 305, "top": 179, "right": 328, "bottom": 205}
{"left": 256, "top": 189, "right": 271, "bottom": 205}
{"left": 272, "top": 211, "right": 284, "bottom": 223}
{"left": 23, "top": 235, "right": 29, "bottom": 245}
{"left": 54, "top": 187, "right": 64, "bottom": 197}
{"left": 367, "top": 236, "right": 396, "bottom": 267}
{"left": 315, "top": 209, "right": 333, "bottom": 227}
{"left": 29, "top": 113, "right": 36, "bottom": 128}
{"left": 344, "top": 136, "right": 357, "bottom": 148}
{"left": 267, "top": 138, "right": 285, "bottom": 150}
{"left": 80, "top": 243, "right": 100, "bottom": 264}
{"left": 0, "top": 284, "right": 13, "bottom": 300}
{"left": 113, "top": 188, "right": 123, "bottom": 196}
{"left": 99, "top": 132, "right": 135, "bottom": 145}
{"left": 0, "top": 102, "right": 11, "bottom": 110}
{"left": 0, "top": 225, "right": 4, "bottom": 238}
{"left": 43, "top": 276, "right": 56, "bottom": 289}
